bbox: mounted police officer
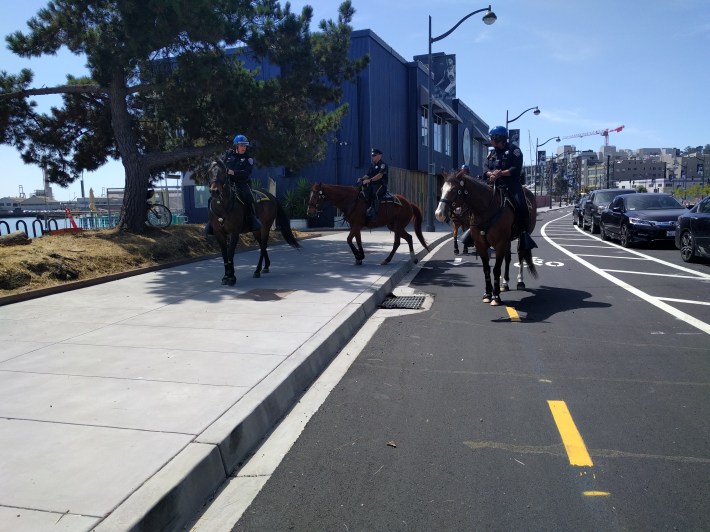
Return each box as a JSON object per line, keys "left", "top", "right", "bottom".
{"left": 357, "top": 148, "right": 388, "bottom": 218}
{"left": 223, "top": 134, "right": 261, "bottom": 231}
{"left": 485, "top": 126, "right": 536, "bottom": 251}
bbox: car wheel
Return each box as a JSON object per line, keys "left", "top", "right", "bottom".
{"left": 620, "top": 224, "right": 632, "bottom": 248}
{"left": 679, "top": 230, "right": 696, "bottom": 262}
{"left": 600, "top": 224, "right": 610, "bottom": 241}
{"left": 591, "top": 218, "right": 599, "bottom": 234}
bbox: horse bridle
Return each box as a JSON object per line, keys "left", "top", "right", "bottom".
{"left": 308, "top": 187, "right": 325, "bottom": 216}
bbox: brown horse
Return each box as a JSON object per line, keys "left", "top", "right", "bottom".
{"left": 208, "top": 160, "right": 301, "bottom": 285}
{"left": 435, "top": 173, "right": 538, "bottom": 305}
{"left": 306, "top": 183, "right": 430, "bottom": 265}
{"left": 441, "top": 170, "right": 518, "bottom": 291}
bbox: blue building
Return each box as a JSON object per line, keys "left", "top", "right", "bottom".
{"left": 184, "top": 29, "right": 490, "bottom": 225}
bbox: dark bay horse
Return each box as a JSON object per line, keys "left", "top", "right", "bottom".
{"left": 435, "top": 173, "right": 538, "bottom": 305}
{"left": 307, "top": 183, "right": 430, "bottom": 265}
{"left": 208, "top": 160, "right": 301, "bottom": 285}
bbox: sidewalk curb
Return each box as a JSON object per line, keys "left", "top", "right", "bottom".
{"left": 94, "top": 231, "right": 450, "bottom": 531}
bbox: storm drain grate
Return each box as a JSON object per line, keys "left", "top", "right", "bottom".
{"left": 379, "top": 295, "right": 426, "bottom": 310}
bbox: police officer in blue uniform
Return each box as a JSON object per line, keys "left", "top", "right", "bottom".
{"left": 357, "top": 148, "right": 388, "bottom": 218}
{"left": 223, "top": 134, "right": 261, "bottom": 231}
{"left": 485, "top": 126, "right": 536, "bottom": 250}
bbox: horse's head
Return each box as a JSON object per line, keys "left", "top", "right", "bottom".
{"left": 208, "top": 160, "right": 227, "bottom": 198}
{"left": 435, "top": 175, "right": 466, "bottom": 222}
{"left": 306, "top": 183, "right": 324, "bottom": 217}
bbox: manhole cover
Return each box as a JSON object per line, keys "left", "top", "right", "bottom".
{"left": 379, "top": 295, "right": 426, "bottom": 310}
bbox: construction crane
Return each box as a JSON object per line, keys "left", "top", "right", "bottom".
{"left": 560, "top": 125, "right": 625, "bottom": 146}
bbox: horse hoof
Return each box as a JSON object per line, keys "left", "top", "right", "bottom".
{"left": 463, "top": 249, "right": 469, "bottom": 254}
{"left": 262, "top": 268, "right": 270, "bottom": 274}
{"left": 501, "top": 284, "right": 509, "bottom": 292}
{"left": 412, "top": 258, "right": 419, "bottom": 264}
{"left": 253, "top": 272, "right": 260, "bottom": 278}
{"left": 228, "top": 277, "right": 237, "bottom": 286}
{"left": 454, "top": 249, "right": 460, "bottom": 255}
{"left": 355, "top": 259, "right": 363, "bottom": 266}
{"left": 517, "top": 282, "right": 526, "bottom": 290}
{"left": 221, "top": 278, "right": 229, "bottom": 285}
{"left": 482, "top": 294, "right": 492, "bottom": 304}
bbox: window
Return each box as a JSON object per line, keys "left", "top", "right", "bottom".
{"left": 434, "top": 116, "right": 443, "bottom": 153}
{"left": 445, "top": 123, "right": 452, "bottom": 156}
{"left": 421, "top": 107, "right": 428, "bottom": 147}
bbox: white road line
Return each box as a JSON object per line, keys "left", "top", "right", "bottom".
{"left": 543, "top": 215, "right": 710, "bottom": 335}
{"left": 657, "top": 297, "right": 710, "bottom": 306}
{"left": 603, "top": 270, "right": 705, "bottom": 280}
{"left": 571, "top": 224, "right": 710, "bottom": 279}
{"left": 576, "top": 254, "right": 649, "bottom": 260}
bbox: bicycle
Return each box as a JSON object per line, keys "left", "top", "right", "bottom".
{"left": 146, "top": 189, "right": 172, "bottom": 228}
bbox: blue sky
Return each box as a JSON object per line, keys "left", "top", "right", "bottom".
{"left": 2, "top": 0, "right": 709, "bottom": 200}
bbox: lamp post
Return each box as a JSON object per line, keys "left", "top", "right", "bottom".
{"left": 505, "top": 106, "right": 540, "bottom": 131}
{"left": 534, "top": 136, "right": 559, "bottom": 196}
{"left": 426, "top": 6, "right": 497, "bottom": 232}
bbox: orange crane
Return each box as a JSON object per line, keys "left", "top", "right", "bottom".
{"left": 560, "top": 125, "right": 625, "bottom": 146}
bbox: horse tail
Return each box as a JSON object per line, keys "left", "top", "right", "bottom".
{"left": 519, "top": 248, "right": 538, "bottom": 278}
{"left": 266, "top": 190, "right": 302, "bottom": 249}
{"left": 411, "top": 203, "right": 431, "bottom": 252}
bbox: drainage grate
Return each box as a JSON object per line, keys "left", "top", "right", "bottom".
{"left": 379, "top": 295, "right": 426, "bottom": 310}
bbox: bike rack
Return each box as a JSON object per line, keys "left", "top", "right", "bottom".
{"left": 0, "top": 221, "right": 9, "bottom": 235}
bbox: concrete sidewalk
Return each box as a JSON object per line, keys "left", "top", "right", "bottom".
{"left": 0, "top": 225, "right": 450, "bottom": 531}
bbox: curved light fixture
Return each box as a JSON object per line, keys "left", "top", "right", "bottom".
{"left": 483, "top": 10, "right": 497, "bottom": 25}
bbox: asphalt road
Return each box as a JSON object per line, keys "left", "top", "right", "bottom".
{"left": 207, "top": 207, "right": 710, "bottom": 531}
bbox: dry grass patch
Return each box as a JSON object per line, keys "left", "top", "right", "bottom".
{"left": 0, "top": 224, "right": 305, "bottom": 298}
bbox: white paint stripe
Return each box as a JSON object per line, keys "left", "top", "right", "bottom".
{"left": 543, "top": 216, "right": 710, "bottom": 335}
{"left": 573, "top": 225, "right": 710, "bottom": 279}
{"left": 576, "top": 254, "right": 649, "bottom": 260}
{"left": 657, "top": 297, "right": 710, "bottom": 306}
{"left": 604, "top": 270, "right": 705, "bottom": 280}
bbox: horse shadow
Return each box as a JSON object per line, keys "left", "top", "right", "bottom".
{"left": 498, "top": 285, "right": 611, "bottom": 323}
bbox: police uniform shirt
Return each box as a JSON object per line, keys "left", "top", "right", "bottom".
{"left": 223, "top": 150, "right": 254, "bottom": 182}
{"left": 367, "top": 158, "right": 388, "bottom": 185}
{"left": 486, "top": 143, "right": 523, "bottom": 182}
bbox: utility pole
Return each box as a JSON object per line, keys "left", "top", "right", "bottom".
{"left": 606, "top": 155, "right": 611, "bottom": 188}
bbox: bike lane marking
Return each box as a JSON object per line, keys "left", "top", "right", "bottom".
{"left": 541, "top": 216, "right": 710, "bottom": 336}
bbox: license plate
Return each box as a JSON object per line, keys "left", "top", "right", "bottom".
{"left": 666, "top": 230, "right": 675, "bottom": 237}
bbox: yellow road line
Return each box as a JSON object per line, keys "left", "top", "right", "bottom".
{"left": 506, "top": 307, "right": 520, "bottom": 321}
{"left": 583, "top": 491, "right": 610, "bottom": 497}
{"left": 547, "top": 400, "right": 593, "bottom": 467}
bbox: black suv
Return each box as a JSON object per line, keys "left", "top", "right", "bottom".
{"left": 583, "top": 188, "right": 636, "bottom": 233}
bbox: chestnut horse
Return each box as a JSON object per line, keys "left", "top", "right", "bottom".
{"left": 435, "top": 173, "right": 537, "bottom": 305}
{"left": 208, "top": 160, "right": 300, "bottom": 285}
{"left": 307, "top": 183, "right": 430, "bottom": 265}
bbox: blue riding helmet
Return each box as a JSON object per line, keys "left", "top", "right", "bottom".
{"left": 460, "top": 164, "right": 470, "bottom": 171}
{"left": 233, "top": 134, "right": 249, "bottom": 145}
{"left": 489, "top": 126, "right": 508, "bottom": 139}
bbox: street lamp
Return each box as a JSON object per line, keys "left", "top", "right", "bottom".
{"left": 505, "top": 106, "right": 540, "bottom": 131}
{"left": 534, "top": 136, "right": 559, "bottom": 196}
{"left": 426, "top": 6, "right": 497, "bottom": 232}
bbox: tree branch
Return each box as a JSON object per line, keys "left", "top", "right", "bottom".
{"left": 143, "top": 143, "right": 226, "bottom": 170}
{"left": 0, "top": 84, "right": 108, "bottom": 99}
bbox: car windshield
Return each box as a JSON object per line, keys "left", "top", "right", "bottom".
{"left": 597, "top": 191, "right": 629, "bottom": 204}
{"left": 625, "top": 195, "right": 684, "bottom": 211}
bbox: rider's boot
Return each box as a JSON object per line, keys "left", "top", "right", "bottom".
{"left": 460, "top": 228, "right": 473, "bottom": 248}
{"left": 372, "top": 199, "right": 380, "bottom": 218}
{"left": 366, "top": 200, "right": 376, "bottom": 218}
{"left": 204, "top": 222, "right": 213, "bottom": 236}
{"left": 249, "top": 201, "right": 262, "bottom": 231}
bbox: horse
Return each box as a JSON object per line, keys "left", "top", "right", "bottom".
{"left": 441, "top": 170, "right": 519, "bottom": 291}
{"left": 208, "top": 160, "right": 301, "bottom": 285}
{"left": 435, "top": 173, "right": 538, "bottom": 306}
{"left": 306, "top": 183, "right": 430, "bottom": 265}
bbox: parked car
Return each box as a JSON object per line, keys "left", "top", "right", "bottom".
{"left": 675, "top": 195, "right": 710, "bottom": 262}
{"left": 572, "top": 195, "right": 588, "bottom": 226}
{"left": 583, "top": 188, "right": 636, "bottom": 233}
{"left": 599, "top": 193, "right": 687, "bottom": 248}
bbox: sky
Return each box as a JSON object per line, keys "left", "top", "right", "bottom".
{"left": 2, "top": 0, "right": 709, "bottom": 201}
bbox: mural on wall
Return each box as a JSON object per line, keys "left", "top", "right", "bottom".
{"left": 431, "top": 54, "right": 456, "bottom": 102}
